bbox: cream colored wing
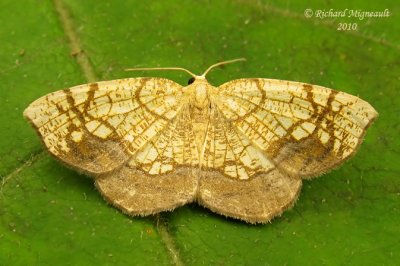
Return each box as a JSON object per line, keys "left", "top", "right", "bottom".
{"left": 95, "top": 104, "right": 199, "bottom": 215}
{"left": 213, "top": 78, "right": 378, "bottom": 178}
{"left": 129, "top": 104, "right": 199, "bottom": 174}
{"left": 24, "top": 78, "right": 183, "bottom": 175}
{"left": 201, "top": 106, "right": 275, "bottom": 180}
{"left": 198, "top": 105, "right": 302, "bottom": 223}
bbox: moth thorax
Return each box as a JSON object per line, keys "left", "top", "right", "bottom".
{"left": 194, "top": 84, "right": 209, "bottom": 109}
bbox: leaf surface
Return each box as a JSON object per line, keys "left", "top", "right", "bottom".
{"left": 1, "top": 0, "right": 399, "bottom": 264}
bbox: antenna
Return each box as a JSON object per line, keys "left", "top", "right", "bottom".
{"left": 200, "top": 58, "right": 246, "bottom": 77}
{"left": 125, "top": 58, "right": 246, "bottom": 78}
{"left": 125, "top": 66, "right": 197, "bottom": 78}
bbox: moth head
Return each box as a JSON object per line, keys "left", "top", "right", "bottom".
{"left": 184, "top": 76, "right": 210, "bottom": 109}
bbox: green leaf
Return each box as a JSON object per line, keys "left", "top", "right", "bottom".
{"left": 1, "top": 0, "right": 398, "bottom": 265}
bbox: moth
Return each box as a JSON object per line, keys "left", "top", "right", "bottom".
{"left": 24, "top": 59, "right": 378, "bottom": 223}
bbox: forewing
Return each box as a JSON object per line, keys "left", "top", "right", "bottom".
{"left": 24, "top": 78, "right": 183, "bottom": 175}
{"left": 214, "top": 78, "right": 378, "bottom": 178}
